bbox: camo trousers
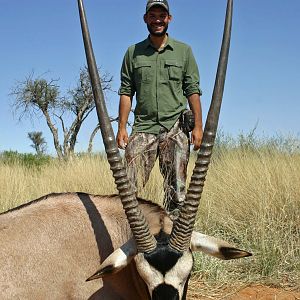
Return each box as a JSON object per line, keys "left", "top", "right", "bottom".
{"left": 125, "top": 120, "right": 190, "bottom": 215}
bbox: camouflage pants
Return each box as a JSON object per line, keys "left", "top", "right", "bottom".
{"left": 125, "top": 120, "right": 190, "bottom": 214}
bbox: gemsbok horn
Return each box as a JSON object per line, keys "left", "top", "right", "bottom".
{"left": 0, "top": 0, "right": 251, "bottom": 299}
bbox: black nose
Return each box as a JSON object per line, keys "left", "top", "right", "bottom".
{"left": 152, "top": 284, "right": 179, "bottom": 300}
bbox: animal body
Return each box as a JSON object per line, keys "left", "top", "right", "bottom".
{"left": 0, "top": 193, "right": 153, "bottom": 299}
{"left": 0, "top": 193, "right": 250, "bottom": 299}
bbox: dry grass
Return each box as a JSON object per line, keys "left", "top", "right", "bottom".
{"left": 0, "top": 145, "right": 299, "bottom": 294}
{"left": 0, "top": 155, "right": 116, "bottom": 212}
{"left": 189, "top": 147, "right": 300, "bottom": 295}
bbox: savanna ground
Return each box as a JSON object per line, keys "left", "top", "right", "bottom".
{"left": 1, "top": 134, "right": 299, "bottom": 299}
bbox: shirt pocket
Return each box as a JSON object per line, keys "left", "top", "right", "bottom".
{"left": 165, "top": 60, "right": 183, "bottom": 81}
{"left": 133, "top": 61, "right": 153, "bottom": 83}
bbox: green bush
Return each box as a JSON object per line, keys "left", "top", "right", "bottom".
{"left": 0, "top": 151, "right": 52, "bottom": 168}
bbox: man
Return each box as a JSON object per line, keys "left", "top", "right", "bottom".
{"left": 117, "top": 0, "right": 203, "bottom": 217}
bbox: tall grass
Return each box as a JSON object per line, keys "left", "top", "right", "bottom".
{"left": 0, "top": 134, "right": 299, "bottom": 291}
{"left": 0, "top": 154, "right": 117, "bottom": 212}
{"left": 193, "top": 147, "right": 300, "bottom": 288}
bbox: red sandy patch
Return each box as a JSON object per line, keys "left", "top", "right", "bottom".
{"left": 188, "top": 285, "right": 300, "bottom": 299}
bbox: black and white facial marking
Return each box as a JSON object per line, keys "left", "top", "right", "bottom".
{"left": 134, "top": 231, "right": 193, "bottom": 300}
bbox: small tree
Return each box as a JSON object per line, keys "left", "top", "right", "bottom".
{"left": 28, "top": 131, "right": 47, "bottom": 155}
{"left": 11, "top": 68, "right": 113, "bottom": 159}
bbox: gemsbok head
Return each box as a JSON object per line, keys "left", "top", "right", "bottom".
{"left": 0, "top": 0, "right": 251, "bottom": 299}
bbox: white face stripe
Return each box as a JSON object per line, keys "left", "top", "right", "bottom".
{"left": 164, "top": 252, "right": 193, "bottom": 298}
{"left": 135, "top": 253, "right": 164, "bottom": 296}
{"left": 135, "top": 251, "right": 193, "bottom": 298}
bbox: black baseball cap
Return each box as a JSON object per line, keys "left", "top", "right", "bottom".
{"left": 146, "top": 0, "right": 170, "bottom": 13}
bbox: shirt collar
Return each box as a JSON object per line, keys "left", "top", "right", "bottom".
{"left": 144, "top": 34, "right": 174, "bottom": 51}
{"left": 165, "top": 36, "right": 174, "bottom": 50}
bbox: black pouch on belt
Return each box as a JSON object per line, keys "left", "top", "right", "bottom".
{"left": 181, "top": 110, "right": 195, "bottom": 132}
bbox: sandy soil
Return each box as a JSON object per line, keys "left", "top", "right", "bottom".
{"left": 187, "top": 285, "right": 300, "bottom": 299}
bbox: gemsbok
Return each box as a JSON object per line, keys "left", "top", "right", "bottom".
{"left": 0, "top": 0, "right": 251, "bottom": 299}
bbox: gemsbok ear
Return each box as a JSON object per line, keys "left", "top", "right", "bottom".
{"left": 86, "top": 239, "right": 137, "bottom": 281}
{"left": 190, "top": 231, "right": 252, "bottom": 260}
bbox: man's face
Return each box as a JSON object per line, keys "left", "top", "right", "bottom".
{"left": 144, "top": 6, "right": 172, "bottom": 37}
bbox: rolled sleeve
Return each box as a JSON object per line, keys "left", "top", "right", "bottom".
{"left": 183, "top": 47, "right": 202, "bottom": 97}
{"left": 118, "top": 49, "right": 135, "bottom": 97}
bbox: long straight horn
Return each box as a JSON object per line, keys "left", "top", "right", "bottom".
{"left": 169, "top": 0, "right": 233, "bottom": 252}
{"left": 77, "top": 0, "right": 156, "bottom": 253}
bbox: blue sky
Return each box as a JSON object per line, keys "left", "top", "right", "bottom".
{"left": 0, "top": 0, "right": 299, "bottom": 154}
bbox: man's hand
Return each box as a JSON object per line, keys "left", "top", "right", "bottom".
{"left": 117, "top": 128, "right": 129, "bottom": 150}
{"left": 191, "top": 127, "right": 203, "bottom": 151}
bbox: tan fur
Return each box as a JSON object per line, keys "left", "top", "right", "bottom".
{"left": 0, "top": 193, "right": 169, "bottom": 300}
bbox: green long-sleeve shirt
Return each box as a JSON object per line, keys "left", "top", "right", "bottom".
{"left": 119, "top": 36, "right": 201, "bottom": 134}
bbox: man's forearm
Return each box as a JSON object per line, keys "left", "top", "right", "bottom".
{"left": 188, "top": 93, "right": 203, "bottom": 150}
{"left": 188, "top": 93, "right": 203, "bottom": 129}
{"left": 118, "top": 95, "right": 132, "bottom": 130}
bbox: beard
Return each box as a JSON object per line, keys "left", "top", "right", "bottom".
{"left": 147, "top": 23, "right": 168, "bottom": 37}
